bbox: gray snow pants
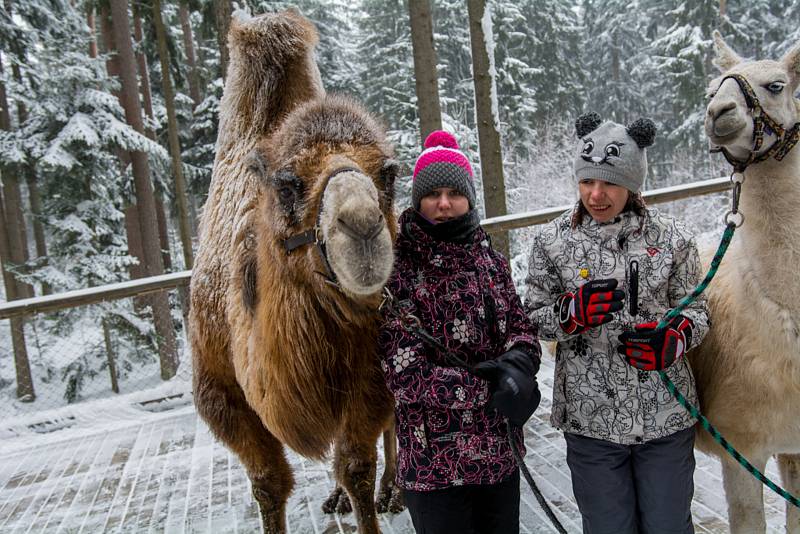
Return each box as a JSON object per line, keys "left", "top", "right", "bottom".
{"left": 565, "top": 426, "right": 696, "bottom": 534}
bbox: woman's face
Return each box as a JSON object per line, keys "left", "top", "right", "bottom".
{"left": 578, "top": 179, "right": 630, "bottom": 223}
{"left": 419, "top": 187, "right": 470, "bottom": 223}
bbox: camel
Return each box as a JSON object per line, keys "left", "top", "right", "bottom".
{"left": 188, "top": 10, "right": 401, "bottom": 533}
{"left": 689, "top": 32, "right": 800, "bottom": 533}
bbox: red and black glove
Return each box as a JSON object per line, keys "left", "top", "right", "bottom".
{"left": 617, "top": 315, "right": 694, "bottom": 371}
{"left": 555, "top": 279, "right": 625, "bottom": 335}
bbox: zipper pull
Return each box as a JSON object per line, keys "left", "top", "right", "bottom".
{"left": 629, "top": 260, "right": 639, "bottom": 317}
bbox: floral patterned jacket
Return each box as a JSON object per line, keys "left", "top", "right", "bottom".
{"left": 379, "top": 208, "right": 540, "bottom": 491}
{"left": 525, "top": 206, "right": 709, "bottom": 445}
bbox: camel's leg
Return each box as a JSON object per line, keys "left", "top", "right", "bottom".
{"left": 333, "top": 432, "right": 380, "bottom": 533}
{"left": 721, "top": 451, "right": 768, "bottom": 534}
{"left": 777, "top": 453, "right": 800, "bottom": 534}
{"left": 194, "top": 370, "right": 294, "bottom": 534}
{"left": 375, "top": 426, "right": 404, "bottom": 514}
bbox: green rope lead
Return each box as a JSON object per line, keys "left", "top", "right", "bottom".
{"left": 659, "top": 371, "right": 800, "bottom": 508}
{"left": 653, "top": 222, "right": 800, "bottom": 509}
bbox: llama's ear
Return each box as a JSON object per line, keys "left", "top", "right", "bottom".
{"left": 713, "top": 31, "right": 743, "bottom": 72}
{"left": 575, "top": 112, "right": 602, "bottom": 138}
{"left": 780, "top": 40, "right": 800, "bottom": 89}
{"left": 627, "top": 119, "right": 657, "bottom": 149}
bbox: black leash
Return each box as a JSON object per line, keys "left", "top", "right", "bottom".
{"left": 380, "top": 289, "right": 569, "bottom": 533}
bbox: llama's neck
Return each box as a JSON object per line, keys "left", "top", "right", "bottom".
{"left": 737, "top": 147, "right": 800, "bottom": 311}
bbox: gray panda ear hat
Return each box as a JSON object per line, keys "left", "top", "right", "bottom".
{"left": 573, "top": 112, "right": 657, "bottom": 193}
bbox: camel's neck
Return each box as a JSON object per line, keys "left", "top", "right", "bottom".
{"left": 736, "top": 147, "right": 800, "bottom": 310}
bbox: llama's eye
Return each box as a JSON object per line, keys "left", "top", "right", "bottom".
{"left": 582, "top": 141, "right": 594, "bottom": 154}
{"left": 605, "top": 143, "right": 621, "bottom": 158}
{"left": 707, "top": 90, "right": 718, "bottom": 99}
{"left": 766, "top": 81, "right": 785, "bottom": 94}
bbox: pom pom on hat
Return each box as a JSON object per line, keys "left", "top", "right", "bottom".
{"left": 424, "top": 130, "right": 460, "bottom": 150}
{"left": 412, "top": 130, "right": 476, "bottom": 209}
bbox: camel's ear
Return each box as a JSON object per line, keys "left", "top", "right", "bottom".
{"left": 246, "top": 148, "right": 270, "bottom": 182}
{"left": 575, "top": 112, "right": 602, "bottom": 138}
{"left": 380, "top": 158, "right": 399, "bottom": 208}
{"left": 780, "top": 40, "right": 800, "bottom": 89}
{"left": 713, "top": 31, "right": 743, "bottom": 72}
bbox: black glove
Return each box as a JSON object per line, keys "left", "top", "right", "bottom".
{"left": 473, "top": 347, "right": 541, "bottom": 427}
{"left": 555, "top": 278, "right": 625, "bottom": 335}
{"left": 617, "top": 315, "right": 694, "bottom": 371}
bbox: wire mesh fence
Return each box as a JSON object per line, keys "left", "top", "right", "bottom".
{"left": 0, "top": 282, "right": 192, "bottom": 423}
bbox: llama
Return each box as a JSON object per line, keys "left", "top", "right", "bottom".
{"left": 188, "top": 10, "right": 400, "bottom": 533}
{"left": 689, "top": 32, "right": 800, "bottom": 533}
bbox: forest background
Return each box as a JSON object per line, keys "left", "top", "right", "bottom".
{"left": 1, "top": 0, "right": 799, "bottom": 413}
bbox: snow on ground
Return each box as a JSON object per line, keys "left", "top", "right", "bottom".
{"left": 0, "top": 352, "right": 791, "bottom": 533}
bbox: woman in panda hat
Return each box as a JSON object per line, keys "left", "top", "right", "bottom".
{"left": 525, "top": 113, "right": 710, "bottom": 533}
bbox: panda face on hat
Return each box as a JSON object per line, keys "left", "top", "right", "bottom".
{"left": 573, "top": 112, "right": 657, "bottom": 193}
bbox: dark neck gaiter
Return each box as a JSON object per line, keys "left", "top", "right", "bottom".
{"left": 412, "top": 209, "right": 481, "bottom": 244}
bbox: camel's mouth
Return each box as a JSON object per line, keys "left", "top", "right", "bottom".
{"left": 319, "top": 170, "right": 395, "bottom": 297}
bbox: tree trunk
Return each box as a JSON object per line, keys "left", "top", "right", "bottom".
{"left": 132, "top": 5, "right": 174, "bottom": 272}
{"left": 0, "top": 185, "right": 34, "bottom": 401}
{"left": 214, "top": 0, "right": 232, "bottom": 81}
{"left": 719, "top": 0, "right": 727, "bottom": 17}
{"left": 109, "top": 0, "right": 178, "bottom": 379}
{"left": 25, "top": 170, "right": 51, "bottom": 295}
{"left": 7, "top": 53, "right": 51, "bottom": 296}
{"left": 179, "top": 0, "right": 202, "bottom": 107}
{"left": 0, "top": 57, "right": 33, "bottom": 300}
{"left": 153, "top": 0, "right": 194, "bottom": 270}
{"left": 102, "top": 317, "right": 120, "bottom": 393}
{"left": 408, "top": 0, "right": 442, "bottom": 145}
{"left": 155, "top": 194, "right": 172, "bottom": 271}
{"left": 132, "top": 7, "right": 155, "bottom": 139}
{"left": 99, "top": 5, "right": 147, "bottom": 284}
{"left": 466, "top": 0, "right": 509, "bottom": 257}
{"left": 87, "top": 6, "right": 98, "bottom": 59}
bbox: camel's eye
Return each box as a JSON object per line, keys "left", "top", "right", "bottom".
{"left": 278, "top": 186, "right": 294, "bottom": 202}
{"left": 766, "top": 81, "right": 785, "bottom": 94}
{"left": 582, "top": 140, "right": 594, "bottom": 154}
{"left": 605, "top": 143, "right": 622, "bottom": 158}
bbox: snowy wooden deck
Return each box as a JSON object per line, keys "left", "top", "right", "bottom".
{"left": 0, "top": 355, "right": 791, "bottom": 533}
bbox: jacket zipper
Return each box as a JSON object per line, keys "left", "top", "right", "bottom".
{"left": 629, "top": 260, "right": 639, "bottom": 317}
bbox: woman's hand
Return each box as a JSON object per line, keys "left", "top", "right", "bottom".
{"left": 555, "top": 279, "right": 625, "bottom": 334}
{"left": 617, "top": 315, "right": 694, "bottom": 371}
{"left": 473, "top": 348, "right": 540, "bottom": 427}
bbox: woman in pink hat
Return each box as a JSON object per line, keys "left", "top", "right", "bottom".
{"left": 378, "top": 130, "right": 540, "bottom": 534}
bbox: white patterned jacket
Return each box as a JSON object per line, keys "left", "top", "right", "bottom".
{"left": 525, "top": 205, "right": 709, "bottom": 445}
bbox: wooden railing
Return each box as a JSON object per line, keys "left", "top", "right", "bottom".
{"left": 0, "top": 176, "right": 731, "bottom": 320}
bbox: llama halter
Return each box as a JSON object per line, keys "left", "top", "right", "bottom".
{"left": 710, "top": 73, "right": 800, "bottom": 173}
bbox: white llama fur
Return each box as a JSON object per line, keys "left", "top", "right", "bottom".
{"left": 689, "top": 31, "right": 800, "bottom": 534}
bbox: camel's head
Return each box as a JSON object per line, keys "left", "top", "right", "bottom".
{"left": 248, "top": 95, "right": 398, "bottom": 301}
{"left": 705, "top": 31, "right": 800, "bottom": 163}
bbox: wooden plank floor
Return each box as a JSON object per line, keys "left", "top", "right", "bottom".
{"left": 0, "top": 356, "right": 790, "bottom": 533}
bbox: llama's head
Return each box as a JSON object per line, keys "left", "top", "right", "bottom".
{"left": 705, "top": 31, "right": 800, "bottom": 164}
{"left": 248, "top": 95, "right": 398, "bottom": 301}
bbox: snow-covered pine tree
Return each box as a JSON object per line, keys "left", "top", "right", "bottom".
{"left": 581, "top": 0, "right": 650, "bottom": 125}
{"left": 0, "top": 0, "right": 179, "bottom": 405}
{"left": 642, "top": 0, "right": 719, "bottom": 182}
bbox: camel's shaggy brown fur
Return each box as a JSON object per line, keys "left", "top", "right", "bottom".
{"left": 189, "top": 10, "right": 400, "bottom": 533}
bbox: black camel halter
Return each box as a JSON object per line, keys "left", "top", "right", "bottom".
{"left": 710, "top": 73, "right": 800, "bottom": 173}
{"left": 282, "top": 166, "right": 361, "bottom": 289}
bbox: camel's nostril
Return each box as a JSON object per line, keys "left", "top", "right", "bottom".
{"left": 710, "top": 102, "right": 736, "bottom": 120}
{"left": 337, "top": 216, "right": 385, "bottom": 242}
